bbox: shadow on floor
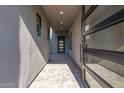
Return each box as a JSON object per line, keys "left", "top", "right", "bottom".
{"left": 48, "top": 53, "right": 84, "bottom": 88}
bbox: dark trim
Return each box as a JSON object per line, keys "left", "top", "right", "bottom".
{"left": 84, "top": 79, "right": 90, "bottom": 88}
{"left": 85, "top": 48, "right": 124, "bottom": 65}
{"left": 81, "top": 5, "right": 85, "bottom": 37}
{"left": 57, "top": 36, "right": 65, "bottom": 53}
{"left": 82, "top": 80, "right": 90, "bottom": 88}
{"left": 85, "top": 65, "right": 113, "bottom": 88}
{"left": 36, "top": 13, "right": 42, "bottom": 37}
{"left": 82, "top": 6, "right": 124, "bottom": 88}
{"left": 84, "top": 8, "right": 124, "bottom": 36}
{"left": 82, "top": 38, "right": 86, "bottom": 81}
{"left": 83, "top": 5, "right": 98, "bottom": 20}
{"left": 80, "top": 43, "right": 81, "bottom": 62}
{"left": 81, "top": 5, "right": 86, "bottom": 83}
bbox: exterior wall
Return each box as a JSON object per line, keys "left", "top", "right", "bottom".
{"left": 50, "top": 31, "right": 68, "bottom": 54}
{"left": 0, "top": 6, "right": 20, "bottom": 88}
{"left": 50, "top": 31, "right": 57, "bottom": 54}
{"left": 68, "top": 9, "right": 82, "bottom": 69}
{"left": 0, "top": 5, "right": 50, "bottom": 88}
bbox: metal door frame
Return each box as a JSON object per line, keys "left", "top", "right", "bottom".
{"left": 81, "top": 5, "right": 124, "bottom": 88}
{"left": 57, "top": 36, "right": 65, "bottom": 53}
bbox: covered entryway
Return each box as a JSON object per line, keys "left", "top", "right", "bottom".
{"left": 0, "top": 5, "right": 124, "bottom": 88}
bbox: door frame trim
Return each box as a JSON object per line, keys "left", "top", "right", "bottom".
{"left": 57, "top": 36, "right": 65, "bottom": 53}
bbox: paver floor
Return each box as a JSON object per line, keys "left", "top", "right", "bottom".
{"left": 29, "top": 54, "right": 84, "bottom": 88}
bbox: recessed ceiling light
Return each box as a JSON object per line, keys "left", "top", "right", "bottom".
{"left": 60, "top": 21, "right": 63, "bottom": 24}
{"left": 60, "top": 11, "right": 64, "bottom": 15}
{"left": 60, "top": 27, "right": 63, "bottom": 29}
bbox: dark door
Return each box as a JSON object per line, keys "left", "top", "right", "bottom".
{"left": 58, "top": 36, "right": 65, "bottom": 53}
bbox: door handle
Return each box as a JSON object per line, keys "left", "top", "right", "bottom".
{"left": 80, "top": 43, "right": 82, "bottom": 62}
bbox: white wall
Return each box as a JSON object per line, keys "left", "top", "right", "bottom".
{"left": 0, "top": 5, "right": 50, "bottom": 88}
{"left": 68, "top": 9, "right": 82, "bottom": 69}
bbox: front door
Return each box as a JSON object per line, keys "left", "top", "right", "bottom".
{"left": 58, "top": 36, "right": 65, "bottom": 53}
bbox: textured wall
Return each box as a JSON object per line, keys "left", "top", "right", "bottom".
{"left": 0, "top": 6, "right": 20, "bottom": 88}
{"left": 50, "top": 31, "right": 57, "bottom": 54}
{"left": 68, "top": 9, "right": 82, "bottom": 69}
{"left": 0, "top": 6, "right": 50, "bottom": 87}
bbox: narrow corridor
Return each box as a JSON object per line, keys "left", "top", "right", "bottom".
{"left": 29, "top": 54, "right": 84, "bottom": 88}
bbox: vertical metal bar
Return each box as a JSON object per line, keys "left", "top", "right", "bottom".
{"left": 81, "top": 5, "right": 86, "bottom": 82}
{"left": 80, "top": 43, "right": 83, "bottom": 63}
{"left": 85, "top": 43, "right": 88, "bottom": 63}
{"left": 80, "top": 44, "right": 81, "bottom": 62}
{"left": 82, "top": 37, "right": 86, "bottom": 78}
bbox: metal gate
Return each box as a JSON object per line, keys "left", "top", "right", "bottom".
{"left": 80, "top": 5, "right": 124, "bottom": 88}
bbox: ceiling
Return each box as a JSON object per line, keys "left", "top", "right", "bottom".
{"left": 42, "top": 5, "right": 81, "bottom": 32}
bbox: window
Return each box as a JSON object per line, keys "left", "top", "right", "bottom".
{"left": 36, "top": 13, "right": 41, "bottom": 37}
{"left": 85, "top": 24, "right": 89, "bottom": 32}
{"left": 69, "top": 32, "right": 72, "bottom": 50}
{"left": 47, "top": 27, "right": 50, "bottom": 40}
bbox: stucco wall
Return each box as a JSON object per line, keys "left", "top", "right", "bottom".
{"left": 0, "top": 5, "right": 50, "bottom": 88}
{"left": 68, "top": 9, "right": 82, "bottom": 69}
{"left": 0, "top": 6, "right": 20, "bottom": 88}
{"left": 50, "top": 31, "right": 57, "bottom": 54}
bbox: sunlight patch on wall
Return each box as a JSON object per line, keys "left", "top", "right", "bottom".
{"left": 19, "top": 15, "right": 46, "bottom": 87}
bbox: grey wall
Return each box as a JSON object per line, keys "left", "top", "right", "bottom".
{"left": 50, "top": 31, "right": 68, "bottom": 54}
{"left": 0, "top": 6, "right": 20, "bottom": 88}
{"left": 0, "top": 5, "right": 50, "bottom": 88}
{"left": 50, "top": 31, "right": 57, "bottom": 54}
{"left": 68, "top": 9, "right": 82, "bottom": 69}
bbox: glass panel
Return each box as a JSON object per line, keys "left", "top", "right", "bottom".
{"left": 85, "top": 6, "right": 123, "bottom": 31}
{"left": 36, "top": 13, "right": 41, "bottom": 37}
{"left": 59, "top": 49, "right": 63, "bottom": 52}
{"left": 85, "top": 71, "right": 102, "bottom": 88}
{"left": 84, "top": 5, "right": 124, "bottom": 88}
{"left": 59, "top": 44, "right": 63, "bottom": 47}
{"left": 59, "top": 41, "right": 63, "bottom": 43}
{"left": 59, "top": 47, "right": 63, "bottom": 49}
{"left": 85, "top": 54, "right": 124, "bottom": 88}
{"left": 86, "top": 22, "right": 124, "bottom": 52}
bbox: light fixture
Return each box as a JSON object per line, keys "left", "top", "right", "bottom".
{"left": 60, "top": 27, "right": 63, "bottom": 29}
{"left": 60, "top": 11, "right": 64, "bottom": 15}
{"left": 60, "top": 21, "right": 63, "bottom": 24}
